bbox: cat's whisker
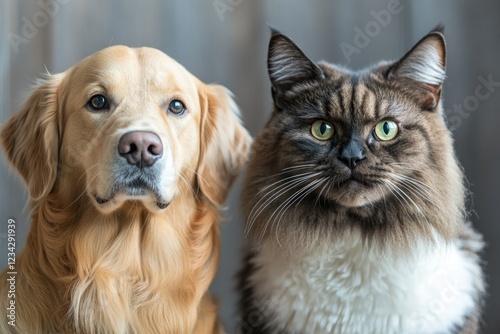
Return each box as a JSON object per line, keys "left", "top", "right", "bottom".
{"left": 261, "top": 178, "right": 324, "bottom": 244}
{"left": 385, "top": 179, "right": 431, "bottom": 226}
{"left": 387, "top": 172, "right": 447, "bottom": 212}
{"left": 274, "top": 177, "right": 326, "bottom": 244}
{"left": 388, "top": 171, "right": 441, "bottom": 197}
{"left": 364, "top": 194, "right": 375, "bottom": 210}
{"left": 267, "top": 177, "right": 327, "bottom": 248}
{"left": 385, "top": 180, "right": 414, "bottom": 210}
{"left": 246, "top": 173, "right": 321, "bottom": 237}
{"left": 389, "top": 174, "right": 435, "bottom": 201}
{"left": 282, "top": 164, "right": 317, "bottom": 171}
{"left": 313, "top": 179, "right": 330, "bottom": 208}
{"left": 390, "top": 161, "right": 443, "bottom": 171}
{"left": 258, "top": 178, "right": 320, "bottom": 244}
{"left": 377, "top": 184, "right": 388, "bottom": 211}
{"left": 246, "top": 173, "right": 320, "bottom": 234}
{"left": 397, "top": 179, "right": 435, "bottom": 204}
{"left": 257, "top": 171, "right": 319, "bottom": 195}
{"left": 326, "top": 180, "right": 334, "bottom": 203}
{"left": 383, "top": 180, "right": 413, "bottom": 221}
{"left": 247, "top": 172, "right": 317, "bottom": 229}
{"left": 335, "top": 188, "right": 349, "bottom": 207}
{"left": 406, "top": 178, "right": 444, "bottom": 203}
{"left": 396, "top": 181, "right": 447, "bottom": 220}
{"left": 294, "top": 177, "right": 327, "bottom": 208}
{"left": 252, "top": 164, "right": 317, "bottom": 184}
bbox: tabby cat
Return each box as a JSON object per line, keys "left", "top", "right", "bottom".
{"left": 238, "top": 27, "right": 485, "bottom": 334}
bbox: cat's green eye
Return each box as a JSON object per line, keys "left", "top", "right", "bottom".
{"left": 311, "top": 120, "right": 334, "bottom": 141}
{"left": 374, "top": 120, "right": 398, "bottom": 141}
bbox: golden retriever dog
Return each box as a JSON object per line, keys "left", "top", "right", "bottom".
{"left": 0, "top": 46, "right": 251, "bottom": 334}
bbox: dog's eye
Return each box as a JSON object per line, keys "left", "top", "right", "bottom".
{"left": 88, "top": 95, "right": 110, "bottom": 111}
{"left": 168, "top": 100, "right": 186, "bottom": 115}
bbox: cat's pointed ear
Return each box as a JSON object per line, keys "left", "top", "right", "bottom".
{"left": 268, "top": 29, "right": 324, "bottom": 95}
{"left": 388, "top": 26, "right": 446, "bottom": 110}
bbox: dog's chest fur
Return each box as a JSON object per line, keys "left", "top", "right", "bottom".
{"left": 248, "top": 233, "right": 479, "bottom": 334}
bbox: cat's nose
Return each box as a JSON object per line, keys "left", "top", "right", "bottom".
{"left": 338, "top": 139, "right": 366, "bottom": 170}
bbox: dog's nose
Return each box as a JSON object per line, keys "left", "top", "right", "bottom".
{"left": 118, "top": 131, "right": 163, "bottom": 168}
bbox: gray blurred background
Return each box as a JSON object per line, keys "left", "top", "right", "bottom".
{"left": 1, "top": 0, "right": 499, "bottom": 333}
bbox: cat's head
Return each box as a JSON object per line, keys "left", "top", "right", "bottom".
{"left": 243, "top": 27, "right": 464, "bottom": 245}
{"left": 264, "top": 26, "right": 453, "bottom": 208}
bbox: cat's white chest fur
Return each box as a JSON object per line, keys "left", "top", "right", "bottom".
{"left": 249, "top": 232, "right": 481, "bottom": 334}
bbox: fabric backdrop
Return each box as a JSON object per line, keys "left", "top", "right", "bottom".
{"left": 1, "top": 1, "right": 499, "bottom": 332}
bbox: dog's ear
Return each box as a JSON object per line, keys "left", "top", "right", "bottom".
{"left": 197, "top": 84, "right": 252, "bottom": 206}
{"left": 1, "top": 73, "right": 64, "bottom": 201}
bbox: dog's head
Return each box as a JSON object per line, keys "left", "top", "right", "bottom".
{"left": 1, "top": 46, "right": 251, "bottom": 213}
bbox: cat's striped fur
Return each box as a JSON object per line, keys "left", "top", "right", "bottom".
{"left": 238, "top": 27, "right": 485, "bottom": 334}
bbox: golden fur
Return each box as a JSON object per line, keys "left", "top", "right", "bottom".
{"left": 0, "top": 46, "right": 251, "bottom": 333}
